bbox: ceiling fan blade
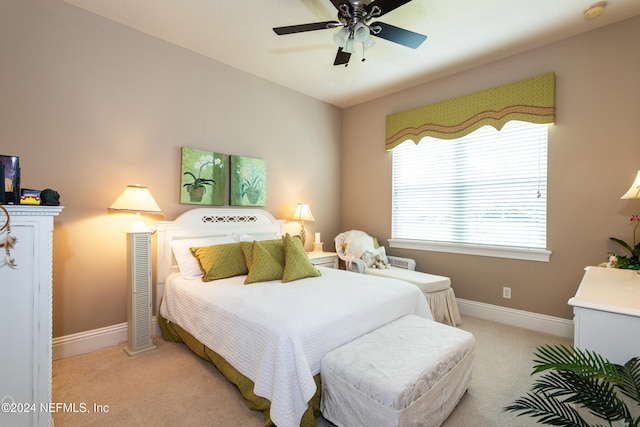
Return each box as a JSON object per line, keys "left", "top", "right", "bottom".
{"left": 371, "top": 21, "right": 427, "bottom": 49}
{"left": 333, "top": 47, "right": 351, "bottom": 66}
{"left": 273, "top": 21, "right": 339, "bottom": 35}
{"left": 366, "top": 0, "right": 413, "bottom": 17}
{"left": 329, "top": 0, "right": 352, "bottom": 12}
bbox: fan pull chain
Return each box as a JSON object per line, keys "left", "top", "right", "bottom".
{"left": 0, "top": 205, "right": 17, "bottom": 267}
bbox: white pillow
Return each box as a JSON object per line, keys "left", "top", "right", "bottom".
{"left": 232, "top": 233, "right": 279, "bottom": 242}
{"left": 170, "top": 236, "right": 236, "bottom": 279}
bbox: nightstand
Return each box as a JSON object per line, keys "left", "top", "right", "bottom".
{"left": 307, "top": 251, "right": 339, "bottom": 269}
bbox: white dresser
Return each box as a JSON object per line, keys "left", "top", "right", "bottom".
{"left": 568, "top": 266, "right": 640, "bottom": 364}
{"left": 0, "top": 205, "right": 63, "bottom": 427}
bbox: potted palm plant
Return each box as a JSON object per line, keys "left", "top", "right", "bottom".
{"left": 505, "top": 344, "right": 640, "bottom": 426}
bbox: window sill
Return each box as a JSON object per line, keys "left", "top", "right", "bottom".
{"left": 388, "top": 239, "right": 551, "bottom": 262}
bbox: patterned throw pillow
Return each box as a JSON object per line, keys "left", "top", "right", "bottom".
{"left": 190, "top": 243, "right": 248, "bottom": 282}
{"left": 244, "top": 240, "right": 284, "bottom": 284}
{"left": 282, "top": 233, "right": 321, "bottom": 283}
{"left": 240, "top": 238, "right": 284, "bottom": 269}
{"left": 170, "top": 236, "right": 236, "bottom": 279}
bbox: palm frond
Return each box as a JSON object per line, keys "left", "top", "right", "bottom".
{"left": 616, "top": 357, "right": 640, "bottom": 404}
{"left": 533, "top": 345, "right": 623, "bottom": 384}
{"left": 504, "top": 391, "right": 589, "bottom": 427}
{"left": 506, "top": 345, "right": 640, "bottom": 427}
{"left": 531, "top": 370, "right": 629, "bottom": 422}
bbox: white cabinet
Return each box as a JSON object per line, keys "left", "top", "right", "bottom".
{"left": 0, "top": 206, "right": 63, "bottom": 427}
{"left": 568, "top": 266, "right": 640, "bottom": 364}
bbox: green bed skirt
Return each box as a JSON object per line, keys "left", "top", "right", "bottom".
{"left": 159, "top": 316, "right": 321, "bottom": 427}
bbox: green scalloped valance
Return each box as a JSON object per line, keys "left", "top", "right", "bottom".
{"left": 385, "top": 72, "right": 556, "bottom": 150}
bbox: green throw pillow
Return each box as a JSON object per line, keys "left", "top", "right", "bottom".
{"left": 240, "top": 238, "right": 284, "bottom": 269}
{"left": 190, "top": 243, "right": 248, "bottom": 282}
{"left": 244, "top": 240, "right": 284, "bottom": 284}
{"left": 282, "top": 233, "right": 321, "bottom": 283}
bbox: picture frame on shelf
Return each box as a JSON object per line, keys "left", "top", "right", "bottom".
{"left": 0, "top": 155, "right": 20, "bottom": 205}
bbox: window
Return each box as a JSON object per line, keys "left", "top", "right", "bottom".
{"left": 390, "top": 120, "right": 551, "bottom": 261}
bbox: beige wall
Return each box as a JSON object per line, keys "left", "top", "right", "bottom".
{"left": 342, "top": 16, "right": 640, "bottom": 320}
{"left": 3, "top": 1, "right": 639, "bottom": 338}
{"left": 1, "top": 1, "right": 342, "bottom": 337}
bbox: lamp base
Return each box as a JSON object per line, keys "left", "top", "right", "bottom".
{"left": 300, "top": 225, "right": 306, "bottom": 246}
{"left": 312, "top": 242, "right": 324, "bottom": 252}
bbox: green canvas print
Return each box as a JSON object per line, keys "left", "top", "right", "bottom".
{"left": 180, "top": 147, "right": 227, "bottom": 205}
{"left": 230, "top": 156, "right": 266, "bottom": 206}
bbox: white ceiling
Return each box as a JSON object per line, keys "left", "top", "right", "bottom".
{"left": 62, "top": 0, "right": 640, "bottom": 108}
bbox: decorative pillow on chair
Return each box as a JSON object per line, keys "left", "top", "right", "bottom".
{"left": 361, "top": 246, "right": 389, "bottom": 269}
{"left": 170, "top": 236, "right": 236, "bottom": 279}
{"left": 190, "top": 243, "right": 248, "bottom": 281}
{"left": 282, "top": 233, "right": 321, "bottom": 283}
{"left": 244, "top": 240, "right": 284, "bottom": 284}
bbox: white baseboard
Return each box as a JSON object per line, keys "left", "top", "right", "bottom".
{"left": 52, "top": 317, "right": 157, "bottom": 360}
{"left": 53, "top": 300, "right": 574, "bottom": 360}
{"left": 457, "top": 298, "right": 574, "bottom": 340}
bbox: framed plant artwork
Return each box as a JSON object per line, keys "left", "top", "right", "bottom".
{"left": 180, "top": 147, "right": 227, "bottom": 205}
{"left": 230, "top": 156, "right": 266, "bottom": 206}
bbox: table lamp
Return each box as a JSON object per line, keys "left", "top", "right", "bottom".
{"left": 108, "top": 184, "right": 162, "bottom": 231}
{"left": 621, "top": 170, "right": 640, "bottom": 199}
{"left": 291, "top": 202, "right": 314, "bottom": 245}
{"left": 108, "top": 184, "right": 162, "bottom": 356}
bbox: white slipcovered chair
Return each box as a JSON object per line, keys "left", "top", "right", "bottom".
{"left": 335, "top": 230, "right": 461, "bottom": 326}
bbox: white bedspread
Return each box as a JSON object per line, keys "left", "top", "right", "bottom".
{"left": 160, "top": 266, "right": 431, "bottom": 427}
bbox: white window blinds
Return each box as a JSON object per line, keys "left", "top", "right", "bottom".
{"left": 392, "top": 121, "right": 548, "bottom": 252}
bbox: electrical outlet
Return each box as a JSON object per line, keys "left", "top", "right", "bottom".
{"left": 503, "top": 287, "right": 511, "bottom": 299}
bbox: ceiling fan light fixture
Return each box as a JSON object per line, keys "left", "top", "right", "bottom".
{"left": 353, "top": 22, "right": 370, "bottom": 43}
{"left": 343, "top": 37, "right": 355, "bottom": 54}
{"left": 333, "top": 26, "right": 350, "bottom": 47}
{"left": 363, "top": 35, "right": 375, "bottom": 50}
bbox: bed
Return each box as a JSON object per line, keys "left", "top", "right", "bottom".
{"left": 156, "top": 208, "right": 432, "bottom": 427}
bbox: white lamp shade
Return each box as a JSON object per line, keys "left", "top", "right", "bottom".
{"left": 353, "top": 22, "right": 370, "bottom": 43}
{"left": 343, "top": 37, "right": 355, "bottom": 54}
{"left": 333, "top": 26, "right": 349, "bottom": 48}
{"left": 621, "top": 170, "right": 640, "bottom": 199}
{"left": 363, "top": 35, "right": 376, "bottom": 50}
{"left": 109, "top": 185, "right": 162, "bottom": 213}
{"left": 291, "top": 203, "right": 314, "bottom": 222}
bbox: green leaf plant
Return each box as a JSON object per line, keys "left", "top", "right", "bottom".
{"left": 505, "top": 344, "right": 640, "bottom": 427}
{"left": 608, "top": 215, "right": 640, "bottom": 270}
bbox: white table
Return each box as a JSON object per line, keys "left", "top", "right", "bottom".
{"left": 568, "top": 266, "right": 640, "bottom": 364}
{"left": 307, "top": 251, "right": 339, "bottom": 269}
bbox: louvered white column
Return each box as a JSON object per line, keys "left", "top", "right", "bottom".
{"left": 124, "top": 230, "right": 156, "bottom": 356}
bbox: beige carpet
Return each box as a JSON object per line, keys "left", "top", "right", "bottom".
{"left": 52, "top": 316, "right": 571, "bottom": 427}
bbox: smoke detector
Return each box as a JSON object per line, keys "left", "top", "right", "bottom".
{"left": 584, "top": 2, "right": 607, "bottom": 20}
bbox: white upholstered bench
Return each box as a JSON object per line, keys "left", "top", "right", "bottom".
{"left": 321, "top": 315, "right": 475, "bottom": 427}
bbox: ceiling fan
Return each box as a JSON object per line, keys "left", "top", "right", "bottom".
{"left": 273, "top": 0, "right": 427, "bottom": 67}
